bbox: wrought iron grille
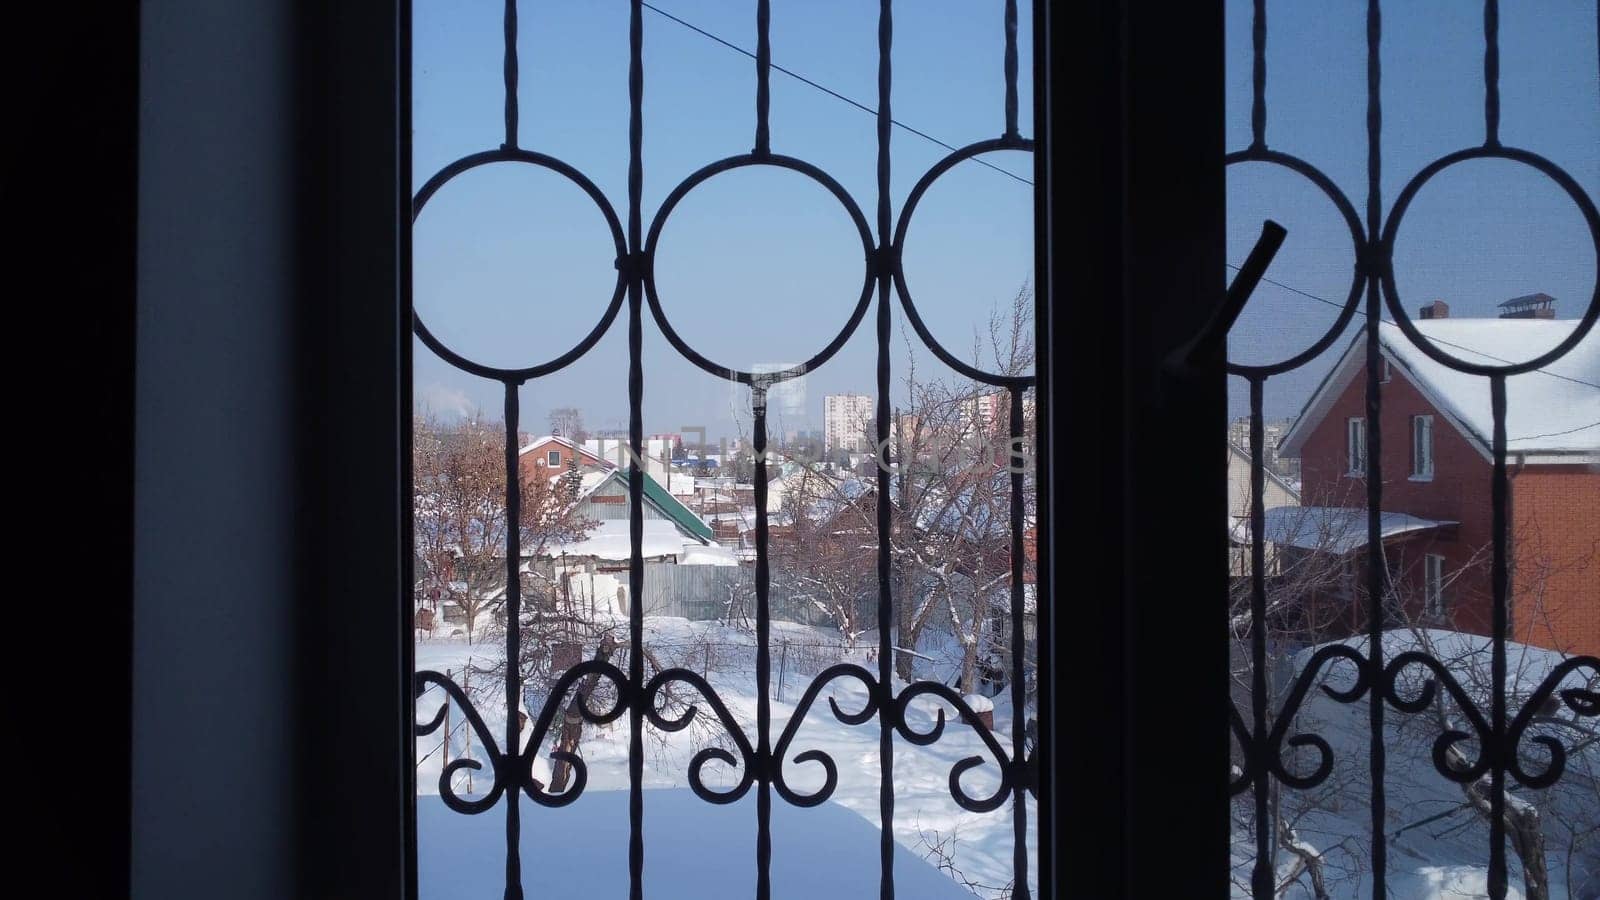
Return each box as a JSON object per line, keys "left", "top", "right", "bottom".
{"left": 1223, "top": 2, "right": 1599, "bottom": 899}
{"left": 409, "top": 2, "right": 1040, "bottom": 898}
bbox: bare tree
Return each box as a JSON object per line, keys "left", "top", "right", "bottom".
{"left": 1227, "top": 489, "right": 1598, "bottom": 899}
{"left": 548, "top": 406, "right": 586, "bottom": 441}
{"left": 768, "top": 285, "right": 1036, "bottom": 694}
{"left": 412, "top": 413, "right": 595, "bottom": 642}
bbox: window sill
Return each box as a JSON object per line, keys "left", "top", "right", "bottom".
{"left": 1409, "top": 474, "right": 1434, "bottom": 483}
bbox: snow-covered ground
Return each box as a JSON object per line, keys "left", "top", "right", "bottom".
{"left": 416, "top": 617, "right": 1037, "bottom": 899}
{"left": 1232, "top": 630, "right": 1599, "bottom": 899}
{"left": 417, "top": 790, "right": 975, "bottom": 899}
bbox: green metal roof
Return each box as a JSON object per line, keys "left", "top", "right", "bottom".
{"left": 621, "top": 469, "right": 713, "bottom": 543}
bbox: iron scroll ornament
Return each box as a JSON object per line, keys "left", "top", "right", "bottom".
{"left": 893, "top": 680, "right": 1016, "bottom": 814}
{"left": 1384, "top": 651, "right": 1600, "bottom": 790}
{"left": 415, "top": 669, "right": 511, "bottom": 814}
{"left": 641, "top": 666, "right": 759, "bottom": 805}
{"left": 770, "top": 663, "right": 880, "bottom": 808}
{"left": 1229, "top": 643, "right": 1373, "bottom": 796}
{"left": 414, "top": 662, "right": 633, "bottom": 813}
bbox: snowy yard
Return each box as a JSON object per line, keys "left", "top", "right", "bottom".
{"left": 1233, "top": 630, "right": 1599, "bottom": 899}
{"left": 416, "top": 617, "right": 1037, "bottom": 899}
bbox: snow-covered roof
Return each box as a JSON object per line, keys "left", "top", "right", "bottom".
{"left": 1230, "top": 505, "right": 1455, "bottom": 554}
{"left": 571, "top": 469, "right": 613, "bottom": 499}
{"left": 518, "top": 434, "right": 610, "bottom": 465}
{"left": 678, "top": 542, "right": 740, "bottom": 567}
{"left": 1281, "top": 319, "right": 1600, "bottom": 463}
{"left": 574, "top": 469, "right": 714, "bottom": 542}
{"left": 1226, "top": 441, "right": 1301, "bottom": 500}
{"left": 543, "top": 520, "right": 690, "bottom": 560}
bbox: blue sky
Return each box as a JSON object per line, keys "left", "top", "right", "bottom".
{"left": 412, "top": 1, "right": 1596, "bottom": 436}
{"left": 1223, "top": 0, "right": 1598, "bottom": 418}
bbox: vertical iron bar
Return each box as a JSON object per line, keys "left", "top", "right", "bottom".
{"left": 1003, "top": 0, "right": 1019, "bottom": 140}
{"left": 1008, "top": 388, "right": 1031, "bottom": 900}
{"left": 875, "top": 3, "right": 895, "bottom": 899}
{"left": 1483, "top": 0, "right": 1500, "bottom": 147}
{"left": 502, "top": 381, "right": 524, "bottom": 900}
{"left": 753, "top": 386, "right": 773, "bottom": 900}
{"left": 754, "top": 0, "right": 771, "bottom": 156}
{"left": 502, "top": 0, "right": 519, "bottom": 150}
{"left": 1250, "top": 0, "right": 1266, "bottom": 151}
{"left": 1248, "top": 375, "right": 1272, "bottom": 900}
{"left": 627, "top": 2, "right": 646, "bottom": 898}
{"left": 1488, "top": 375, "right": 1509, "bottom": 899}
{"left": 1028, "top": 0, "right": 1051, "bottom": 890}
{"left": 1364, "top": 3, "right": 1387, "bottom": 894}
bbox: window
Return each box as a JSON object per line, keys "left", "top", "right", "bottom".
{"left": 1380, "top": 357, "right": 1392, "bottom": 383}
{"left": 1411, "top": 415, "right": 1433, "bottom": 480}
{"left": 1424, "top": 553, "right": 1445, "bottom": 617}
{"left": 1346, "top": 417, "right": 1366, "bottom": 475}
{"left": 408, "top": 3, "right": 1045, "bottom": 897}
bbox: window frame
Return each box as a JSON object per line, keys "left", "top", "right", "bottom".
{"left": 113, "top": 0, "right": 1237, "bottom": 897}
{"left": 547, "top": 449, "right": 562, "bottom": 467}
{"left": 1424, "top": 552, "right": 1446, "bottom": 618}
{"left": 1347, "top": 416, "right": 1367, "bottom": 475}
{"left": 1411, "top": 414, "right": 1434, "bottom": 481}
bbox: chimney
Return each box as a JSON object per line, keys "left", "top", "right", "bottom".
{"left": 1419, "top": 300, "right": 1449, "bottom": 320}
{"left": 1498, "top": 292, "right": 1556, "bottom": 319}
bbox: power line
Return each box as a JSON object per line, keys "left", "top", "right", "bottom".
{"left": 1224, "top": 263, "right": 1600, "bottom": 392}
{"left": 641, "top": 2, "right": 1033, "bottom": 187}
{"left": 1508, "top": 420, "right": 1600, "bottom": 442}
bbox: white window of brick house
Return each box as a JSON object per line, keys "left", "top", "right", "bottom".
{"left": 1424, "top": 553, "right": 1446, "bottom": 617}
{"left": 1411, "top": 415, "right": 1434, "bottom": 480}
{"left": 547, "top": 450, "right": 561, "bottom": 467}
{"left": 1347, "top": 417, "right": 1366, "bottom": 475}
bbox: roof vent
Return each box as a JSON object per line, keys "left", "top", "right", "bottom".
{"left": 1498, "top": 292, "right": 1555, "bottom": 319}
{"left": 1419, "top": 300, "right": 1449, "bottom": 320}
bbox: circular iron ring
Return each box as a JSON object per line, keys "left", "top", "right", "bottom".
{"left": 891, "top": 136, "right": 1037, "bottom": 389}
{"left": 1380, "top": 146, "right": 1600, "bottom": 376}
{"left": 642, "top": 154, "right": 875, "bottom": 386}
{"left": 412, "top": 148, "right": 629, "bottom": 382}
{"left": 1222, "top": 149, "right": 1367, "bottom": 379}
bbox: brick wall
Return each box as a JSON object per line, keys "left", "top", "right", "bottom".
{"left": 1511, "top": 466, "right": 1600, "bottom": 656}
{"left": 1298, "top": 365, "right": 1496, "bottom": 634}
{"left": 518, "top": 440, "right": 594, "bottom": 483}
{"left": 1296, "top": 362, "right": 1596, "bottom": 653}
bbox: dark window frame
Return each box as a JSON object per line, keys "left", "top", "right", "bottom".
{"left": 92, "top": 0, "right": 1235, "bottom": 897}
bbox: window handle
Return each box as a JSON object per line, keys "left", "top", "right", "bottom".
{"left": 1166, "top": 220, "right": 1287, "bottom": 377}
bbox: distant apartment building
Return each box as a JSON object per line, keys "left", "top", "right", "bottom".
{"left": 824, "top": 393, "right": 874, "bottom": 453}
{"left": 961, "top": 391, "right": 1006, "bottom": 434}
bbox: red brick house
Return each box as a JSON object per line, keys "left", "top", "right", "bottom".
{"left": 517, "top": 434, "right": 611, "bottom": 483}
{"left": 1272, "top": 310, "right": 1598, "bottom": 656}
